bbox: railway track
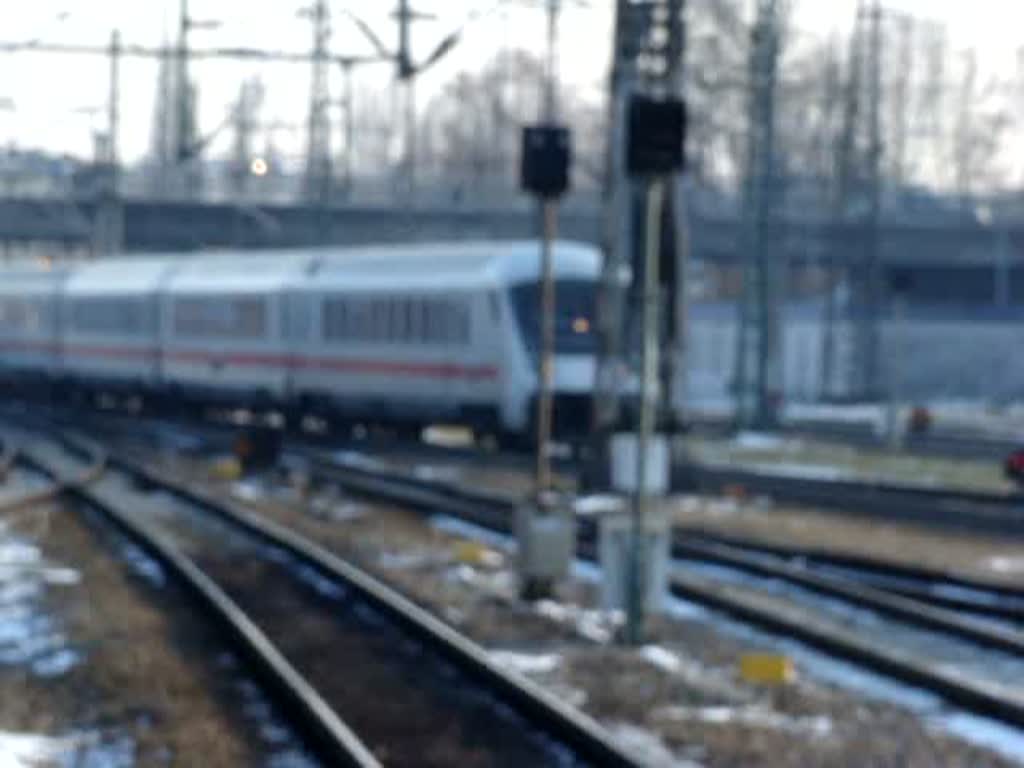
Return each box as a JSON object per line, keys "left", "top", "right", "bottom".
{"left": 691, "top": 416, "right": 1024, "bottom": 461}
{"left": 39, "top": 405, "right": 1024, "bottom": 629}
{"left": 293, "top": 450, "right": 1024, "bottom": 731}
{"left": 679, "top": 460, "right": 1024, "bottom": 538}
{"left": 675, "top": 528, "right": 1024, "bottom": 625}
{"left": 0, "top": 430, "right": 104, "bottom": 514}
{"left": 27, "top": 403, "right": 1024, "bottom": 619}
{"left": 35, "top": 398, "right": 1024, "bottom": 542}
{"left": 16, "top": 432, "right": 377, "bottom": 767}
{"left": 24, "top": 428, "right": 638, "bottom": 768}
{"left": 16, "top": 406, "right": 1024, "bottom": 731}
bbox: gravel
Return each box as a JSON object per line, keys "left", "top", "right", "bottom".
{"left": 155, "top": 453, "right": 1023, "bottom": 767}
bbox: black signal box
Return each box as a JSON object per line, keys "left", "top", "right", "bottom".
{"left": 627, "top": 96, "right": 686, "bottom": 176}
{"left": 520, "top": 125, "right": 571, "bottom": 199}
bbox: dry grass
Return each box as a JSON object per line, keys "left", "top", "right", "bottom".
{"left": 669, "top": 494, "right": 1024, "bottom": 586}
{"left": 685, "top": 434, "right": 1012, "bottom": 493}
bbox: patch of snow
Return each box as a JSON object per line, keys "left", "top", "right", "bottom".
{"left": 573, "top": 495, "right": 626, "bottom": 517}
{"left": 604, "top": 723, "right": 694, "bottom": 768}
{"left": 704, "top": 498, "right": 741, "bottom": 517}
{"left": 377, "top": 550, "right": 437, "bottom": 571}
{"left": 653, "top": 705, "right": 833, "bottom": 738}
{"left": 446, "top": 565, "right": 516, "bottom": 597}
{"left": 784, "top": 403, "right": 884, "bottom": 428}
{"left": 0, "top": 525, "right": 78, "bottom": 677}
{"left": 488, "top": 650, "right": 562, "bottom": 676}
{"left": 733, "top": 431, "right": 789, "bottom": 451}
{"left": 641, "top": 645, "right": 682, "bottom": 674}
{"left": 0, "top": 731, "right": 98, "bottom": 767}
{"left": 327, "top": 503, "right": 369, "bottom": 523}
{"left": 331, "top": 451, "right": 390, "bottom": 471}
{"left": 935, "top": 713, "right": 1024, "bottom": 766}
{"left": 746, "top": 462, "right": 849, "bottom": 482}
{"left": 534, "top": 600, "right": 623, "bottom": 644}
{"left": 412, "top": 465, "right": 461, "bottom": 483}
{"left": 984, "top": 555, "right": 1024, "bottom": 575}
{"left": 231, "top": 480, "right": 268, "bottom": 502}
{"left": 0, "top": 565, "right": 80, "bottom": 587}
{"left": 674, "top": 496, "right": 703, "bottom": 514}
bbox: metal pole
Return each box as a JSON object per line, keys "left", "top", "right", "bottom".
{"left": 406, "top": 77, "right": 417, "bottom": 200}
{"left": 94, "top": 29, "right": 122, "bottom": 257}
{"left": 109, "top": 31, "right": 120, "bottom": 180}
{"left": 665, "top": 0, "right": 689, "bottom": 428}
{"left": 886, "top": 294, "right": 905, "bottom": 449}
{"left": 544, "top": 0, "right": 560, "bottom": 121}
{"left": 396, "top": 0, "right": 417, "bottom": 200}
{"left": 821, "top": 261, "right": 837, "bottom": 398}
{"left": 398, "top": 0, "right": 411, "bottom": 75}
{"left": 593, "top": 0, "right": 633, "bottom": 447}
{"left": 627, "top": 176, "right": 665, "bottom": 646}
{"left": 178, "top": 0, "right": 190, "bottom": 196}
{"left": 536, "top": 201, "right": 558, "bottom": 496}
{"left": 863, "top": 0, "right": 883, "bottom": 399}
{"left": 305, "top": 0, "right": 331, "bottom": 205}
{"left": 108, "top": 29, "right": 121, "bottom": 254}
{"left": 343, "top": 63, "right": 355, "bottom": 200}
{"left": 756, "top": 1, "right": 780, "bottom": 429}
{"left": 533, "top": 0, "right": 561, "bottom": 495}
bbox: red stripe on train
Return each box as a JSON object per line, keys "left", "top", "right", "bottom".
{"left": 0, "top": 340, "right": 499, "bottom": 381}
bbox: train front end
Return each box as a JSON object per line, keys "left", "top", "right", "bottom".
{"left": 508, "top": 275, "right": 599, "bottom": 438}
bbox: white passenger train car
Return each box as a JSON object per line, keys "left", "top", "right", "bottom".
{"left": 0, "top": 267, "right": 66, "bottom": 381}
{"left": 0, "top": 240, "right": 602, "bottom": 438}
{"left": 289, "top": 241, "right": 600, "bottom": 435}
{"left": 161, "top": 252, "right": 317, "bottom": 402}
{"left": 61, "top": 259, "right": 177, "bottom": 390}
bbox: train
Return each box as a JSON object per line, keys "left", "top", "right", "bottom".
{"left": 0, "top": 240, "right": 607, "bottom": 443}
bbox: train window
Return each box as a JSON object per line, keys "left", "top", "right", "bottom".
{"left": 352, "top": 299, "right": 372, "bottom": 341}
{"left": 396, "top": 298, "right": 410, "bottom": 342}
{"left": 459, "top": 301, "right": 471, "bottom": 343}
{"left": 409, "top": 298, "right": 423, "bottom": 343}
{"left": 385, "top": 299, "right": 396, "bottom": 343}
{"left": 434, "top": 301, "right": 447, "bottom": 344}
{"left": 322, "top": 298, "right": 350, "bottom": 341}
{"left": 72, "top": 297, "right": 148, "bottom": 336}
{"left": 173, "top": 296, "right": 266, "bottom": 339}
{"left": 376, "top": 298, "right": 387, "bottom": 342}
{"left": 425, "top": 300, "right": 441, "bottom": 344}
{"left": 419, "top": 299, "right": 430, "bottom": 343}
{"left": 237, "top": 299, "right": 266, "bottom": 337}
{"left": 0, "top": 297, "right": 43, "bottom": 332}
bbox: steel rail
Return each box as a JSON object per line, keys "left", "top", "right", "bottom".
{"left": 25, "top": 435, "right": 382, "bottom": 768}
{"left": 303, "top": 452, "right": 1024, "bottom": 730}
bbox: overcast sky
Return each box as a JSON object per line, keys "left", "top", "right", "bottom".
{"left": 0, "top": 1, "right": 1019, "bottom": 163}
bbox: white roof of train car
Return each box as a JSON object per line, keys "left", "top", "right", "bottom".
{"left": 165, "top": 250, "right": 320, "bottom": 294}
{"left": 62, "top": 258, "right": 181, "bottom": 296}
{"left": 2, "top": 240, "right": 601, "bottom": 298}
{"left": 306, "top": 240, "right": 600, "bottom": 289}
{"left": 0, "top": 266, "right": 67, "bottom": 296}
